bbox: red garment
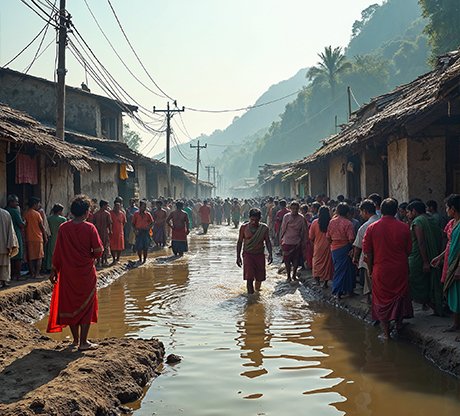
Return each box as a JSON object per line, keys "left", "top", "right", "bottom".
{"left": 243, "top": 252, "right": 266, "bottom": 281}
{"left": 132, "top": 211, "right": 153, "bottom": 230}
{"left": 326, "top": 216, "right": 355, "bottom": 251}
{"left": 92, "top": 209, "right": 112, "bottom": 247}
{"left": 16, "top": 153, "right": 38, "bottom": 184}
{"left": 110, "top": 210, "right": 126, "bottom": 251}
{"left": 275, "top": 207, "right": 289, "bottom": 234}
{"left": 362, "top": 216, "right": 413, "bottom": 322}
{"left": 199, "top": 205, "right": 211, "bottom": 224}
{"left": 47, "top": 221, "right": 103, "bottom": 333}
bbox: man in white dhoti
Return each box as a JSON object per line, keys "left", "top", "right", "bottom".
{"left": 0, "top": 208, "right": 19, "bottom": 288}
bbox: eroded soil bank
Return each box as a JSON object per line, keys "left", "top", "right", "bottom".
{"left": 0, "top": 261, "right": 165, "bottom": 416}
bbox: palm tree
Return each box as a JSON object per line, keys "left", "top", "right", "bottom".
{"left": 307, "top": 46, "right": 352, "bottom": 98}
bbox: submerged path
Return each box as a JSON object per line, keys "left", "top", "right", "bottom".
{"left": 39, "top": 225, "right": 460, "bottom": 416}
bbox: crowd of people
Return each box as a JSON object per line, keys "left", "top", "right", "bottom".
{"left": 1, "top": 191, "right": 459, "bottom": 345}
{"left": 235, "top": 193, "right": 460, "bottom": 341}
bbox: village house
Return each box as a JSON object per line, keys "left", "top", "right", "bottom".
{"left": 263, "top": 50, "right": 460, "bottom": 205}
{"left": 0, "top": 68, "right": 211, "bottom": 208}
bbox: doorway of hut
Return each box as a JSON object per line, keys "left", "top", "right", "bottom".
{"left": 6, "top": 149, "right": 41, "bottom": 208}
{"left": 346, "top": 155, "right": 361, "bottom": 200}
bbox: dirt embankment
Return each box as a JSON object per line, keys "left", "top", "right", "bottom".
{"left": 298, "top": 271, "right": 460, "bottom": 378}
{"left": 0, "top": 261, "right": 165, "bottom": 415}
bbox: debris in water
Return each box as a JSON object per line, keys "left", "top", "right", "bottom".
{"left": 166, "top": 353, "right": 182, "bottom": 364}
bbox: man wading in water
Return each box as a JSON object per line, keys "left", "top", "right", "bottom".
{"left": 236, "top": 208, "right": 273, "bottom": 294}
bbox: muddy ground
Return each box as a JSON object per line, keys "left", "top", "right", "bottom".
{"left": 0, "top": 261, "right": 165, "bottom": 416}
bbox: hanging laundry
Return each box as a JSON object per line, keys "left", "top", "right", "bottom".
{"left": 120, "top": 163, "right": 128, "bottom": 180}
{"left": 16, "top": 153, "right": 38, "bottom": 185}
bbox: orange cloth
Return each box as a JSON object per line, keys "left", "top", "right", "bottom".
{"left": 309, "top": 220, "right": 334, "bottom": 281}
{"left": 132, "top": 211, "right": 153, "bottom": 230}
{"left": 47, "top": 221, "right": 103, "bottom": 333}
{"left": 24, "top": 209, "right": 43, "bottom": 242}
{"left": 27, "top": 241, "right": 44, "bottom": 260}
{"left": 120, "top": 163, "right": 128, "bottom": 180}
{"left": 110, "top": 211, "right": 126, "bottom": 251}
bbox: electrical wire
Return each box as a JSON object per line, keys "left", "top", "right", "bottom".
{"left": 82, "top": 0, "right": 166, "bottom": 99}
{"left": 67, "top": 27, "right": 165, "bottom": 124}
{"left": 17, "top": 0, "right": 58, "bottom": 26}
{"left": 2, "top": 20, "right": 50, "bottom": 67}
{"left": 106, "top": 0, "right": 173, "bottom": 100}
{"left": 349, "top": 87, "right": 360, "bottom": 107}
{"left": 23, "top": 0, "right": 57, "bottom": 73}
{"left": 185, "top": 90, "right": 302, "bottom": 113}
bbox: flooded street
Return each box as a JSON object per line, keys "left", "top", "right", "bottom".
{"left": 37, "top": 226, "right": 460, "bottom": 416}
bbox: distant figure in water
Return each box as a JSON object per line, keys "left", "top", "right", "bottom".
{"left": 237, "top": 208, "right": 273, "bottom": 294}
{"left": 167, "top": 201, "right": 190, "bottom": 257}
{"left": 47, "top": 195, "right": 103, "bottom": 351}
{"left": 132, "top": 200, "right": 154, "bottom": 264}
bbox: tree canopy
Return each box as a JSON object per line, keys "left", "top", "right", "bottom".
{"left": 123, "top": 123, "right": 142, "bottom": 152}
{"left": 419, "top": 0, "right": 460, "bottom": 59}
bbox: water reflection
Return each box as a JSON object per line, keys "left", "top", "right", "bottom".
{"left": 236, "top": 297, "right": 272, "bottom": 378}
{"left": 35, "top": 227, "right": 460, "bottom": 416}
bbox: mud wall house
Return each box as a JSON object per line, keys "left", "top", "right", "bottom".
{"left": 0, "top": 68, "right": 137, "bottom": 141}
{"left": 300, "top": 49, "right": 460, "bottom": 205}
{"left": 0, "top": 103, "right": 96, "bottom": 210}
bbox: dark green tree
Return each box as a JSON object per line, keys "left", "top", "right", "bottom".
{"left": 419, "top": 0, "right": 460, "bottom": 59}
{"left": 307, "top": 46, "right": 352, "bottom": 97}
{"left": 123, "top": 123, "right": 142, "bottom": 152}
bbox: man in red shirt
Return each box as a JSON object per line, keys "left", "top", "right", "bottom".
{"left": 132, "top": 200, "right": 153, "bottom": 263}
{"left": 363, "top": 198, "right": 413, "bottom": 340}
{"left": 199, "top": 200, "right": 212, "bottom": 234}
{"left": 92, "top": 200, "right": 112, "bottom": 267}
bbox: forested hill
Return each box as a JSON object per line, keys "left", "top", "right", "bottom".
{"left": 154, "top": 68, "right": 309, "bottom": 172}
{"left": 162, "top": 0, "right": 432, "bottom": 192}
{"left": 247, "top": 0, "right": 430, "bottom": 176}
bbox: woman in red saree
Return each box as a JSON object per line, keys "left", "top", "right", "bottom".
{"left": 47, "top": 195, "right": 103, "bottom": 351}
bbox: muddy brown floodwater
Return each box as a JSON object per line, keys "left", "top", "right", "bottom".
{"left": 37, "top": 226, "right": 460, "bottom": 416}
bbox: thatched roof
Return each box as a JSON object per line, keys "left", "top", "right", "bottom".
{"left": 0, "top": 102, "right": 93, "bottom": 171}
{"left": 293, "top": 49, "right": 460, "bottom": 168}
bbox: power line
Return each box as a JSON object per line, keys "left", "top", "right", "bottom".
{"left": 82, "top": 0, "right": 166, "bottom": 99}
{"left": 23, "top": 0, "right": 57, "bottom": 73}
{"left": 17, "top": 0, "right": 58, "bottom": 25}
{"left": 2, "top": 20, "right": 51, "bottom": 67}
{"left": 185, "top": 90, "right": 302, "bottom": 113}
{"left": 106, "top": 0, "right": 173, "bottom": 100}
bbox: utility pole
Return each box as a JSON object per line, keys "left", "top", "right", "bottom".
{"left": 56, "top": 0, "right": 68, "bottom": 140}
{"left": 154, "top": 101, "right": 185, "bottom": 197}
{"left": 190, "top": 140, "right": 207, "bottom": 198}
{"left": 205, "top": 165, "right": 216, "bottom": 197}
{"left": 347, "top": 86, "right": 352, "bottom": 121}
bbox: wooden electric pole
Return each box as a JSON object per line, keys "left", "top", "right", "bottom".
{"left": 347, "top": 86, "right": 352, "bottom": 121}
{"left": 56, "top": 0, "right": 67, "bottom": 140}
{"left": 153, "top": 101, "right": 185, "bottom": 197}
{"left": 190, "top": 140, "right": 207, "bottom": 198}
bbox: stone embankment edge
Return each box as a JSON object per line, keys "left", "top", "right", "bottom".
{"left": 297, "top": 270, "right": 460, "bottom": 379}
{"left": 0, "top": 260, "right": 166, "bottom": 415}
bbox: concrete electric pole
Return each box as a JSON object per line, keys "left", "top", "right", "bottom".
{"left": 153, "top": 101, "right": 185, "bottom": 197}
{"left": 190, "top": 140, "right": 207, "bottom": 199}
{"left": 56, "top": 0, "right": 68, "bottom": 140}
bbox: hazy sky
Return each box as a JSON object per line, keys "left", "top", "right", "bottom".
{"left": 1, "top": 0, "right": 380, "bottom": 157}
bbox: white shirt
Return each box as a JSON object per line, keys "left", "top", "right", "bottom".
{"left": 353, "top": 214, "right": 380, "bottom": 269}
